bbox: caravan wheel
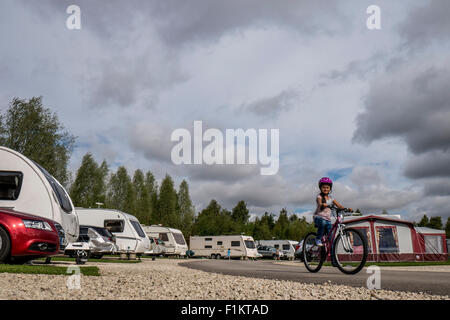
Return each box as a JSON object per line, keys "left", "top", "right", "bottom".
{"left": 211, "top": 254, "right": 216, "bottom": 259}
{"left": 0, "top": 227, "right": 11, "bottom": 263}
{"left": 216, "top": 254, "right": 221, "bottom": 259}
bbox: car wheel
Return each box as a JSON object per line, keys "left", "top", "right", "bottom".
{"left": 0, "top": 227, "right": 11, "bottom": 263}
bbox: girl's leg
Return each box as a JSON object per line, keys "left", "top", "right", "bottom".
{"left": 314, "top": 216, "right": 325, "bottom": 242}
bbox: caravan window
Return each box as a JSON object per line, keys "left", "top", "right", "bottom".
{"left": 159, "top": 233, "right": 169, "bottom": 242}
{"left": 173, "top": 233, "right": 186, "bottom": 245}
{"left": 376, "top": 226, "right": 399, "bottom": 253}
{"left": 130, "top": 220, "right": 146, "bottom": 238}
{"left": 0, "top": 171, "right": 23, "bottom": 200}
{"left": 244, "top": 240, "right": 256, "bottom": 249}
{"left": 104, "top": 220, "right": 124, "bottom": 233}
{"left": 282, "top": 244, "right": 290, "bottom": 251}
{"left": 424, "top": 235, "right": 443, "bottom": 253}
{"left": 33, "top": 162, "right": 73, "bottom": 213}
{"left": 231, "top": 241, "right": 240, "bottom": 247}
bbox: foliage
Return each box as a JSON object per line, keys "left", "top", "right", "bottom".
{"left": 70, "top": 153, "right": 108, "bottom": 208}
{"left": 0, "top": 97, "right": 75, "bottom": 186}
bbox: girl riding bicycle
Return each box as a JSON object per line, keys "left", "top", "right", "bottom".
{"left": 314, "top": 177, "right": 352, "bottom": 246}
{"left": 303, "top": 177, "right": 367, "bottom": 274}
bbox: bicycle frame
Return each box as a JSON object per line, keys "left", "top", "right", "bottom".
{"left": 321, "top": 208, "right": 351, "bottom": 257}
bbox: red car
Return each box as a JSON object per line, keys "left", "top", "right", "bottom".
{"left": 0, "top": 208, "right": 60, "bottom": 263}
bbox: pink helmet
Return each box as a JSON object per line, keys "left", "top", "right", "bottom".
{"left": 318, "top": 177, "right": 333, "bottom": 189}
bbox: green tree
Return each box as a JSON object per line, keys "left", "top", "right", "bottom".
{"left": 192, "top": 200, "right": 234, "bottom": 236}
{"left": 353, "top": 208, "right": 362, "bottom": 216}
{"left": 381, "top": 209, "right": 388, "bottom": 215}
{"left": 177, "top": 180, "right": 195, "bottom": 239}
{"left": 231, "top": 200, "right": 250, "bottom": 233}
{"left": 106, "top": 166, "right": 134, "bottom": 213}
{"left": 144, "top": 171, "right": 158, "bottom": 224}
{"left": 133, "top": 169, "right": 152, "bottom": 224}
{"left": 428, "top": 216, "right": 443, "bottom": 230}
{"left": 157, "top": 174, "right": 179, "bottom": 227}
{"left": 70, "top": 153, "right": 108, "bottom": 207}
{"left": 418, "top": 215, "right": 429, "bottom": 227}
{"left": 273, "top": 208, "right": 289, "bottom": 239}
{"left": 0, "top": 97, "right": 75, "bottom": 186}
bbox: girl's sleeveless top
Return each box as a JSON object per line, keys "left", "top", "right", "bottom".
{"left": 314, "top": 194, "right": 333, "bottom": 221}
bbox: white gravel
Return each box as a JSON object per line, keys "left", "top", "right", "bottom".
{"left": 0, "top": 259, "right": 448, "bottom": 300}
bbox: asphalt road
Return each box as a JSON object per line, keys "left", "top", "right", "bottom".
{"left": 180, "top": 259, "right": 450, "bottom": 296}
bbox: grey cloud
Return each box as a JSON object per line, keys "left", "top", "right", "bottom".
{"left": 187, "top": 165, "right": 260, "bottom": 183}
{"left": 423, "top": 178, "right": 450, "bottom": 197}
{"left": 240, "top": 89, "right": 299, "bottom": 118}
{"left": 191, "top": 174, "right": 298, "bottom": 211}
{"left": 128, "top": 123, "right": 174, "bottom": 163}
{"left": 407, "top": 194, "right": 450, "bottom": 221}
{"left": 350, "top": 166, "right": 383, "bottom": 191}
{"left": 29, "top": 0, "right": 348, "bottom": 47}
{"left": 404, "top": 151, "right": 450, "bottom": 179}
{"left": 321, "top": 52, "right": 385, "bottom": 83}
{"left": 398, "top": 0, "right": 450, "bottom": 48}
{"left": 353, "top": 65, "right": 450, "bottom": 155}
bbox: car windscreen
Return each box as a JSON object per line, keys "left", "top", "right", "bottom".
{"left": 33, "top": 161, "right": 73, "bottom": 212}
{"left": 92, "top": 226, "right": 113, "bottom": 238}
{"left": 130, "top": 220, "right": 146, "bottom": 238}
{"left": 244, "top": 240, "right": 256, "bottom": 249}
{"left": 173, "top": 233, "right": 186, "bottom": 245}
{"left": 0, "top": 171, "right": 23, "bottom": 200}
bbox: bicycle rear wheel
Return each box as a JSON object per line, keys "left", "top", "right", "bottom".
{"left": 333, "top": 228, "right": 368, "bottom": 274}
{"left": 302, "top": 232, "right": 325, "bottom": 273}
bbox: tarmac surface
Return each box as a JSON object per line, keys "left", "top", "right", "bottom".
{"left": 181, "top": 259, "right": 450, "bottom": 296}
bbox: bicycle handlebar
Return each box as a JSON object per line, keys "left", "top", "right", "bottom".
{"left": 328, "top": 205, "right": 353, "bottom": 216}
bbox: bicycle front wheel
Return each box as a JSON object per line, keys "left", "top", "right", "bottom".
{"left": 333, "top": 228, "right": 368, "bottom": 274}
{"left": 302, "top": 232, "right": 325, "bottom": 273}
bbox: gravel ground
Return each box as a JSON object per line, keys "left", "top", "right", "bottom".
{"left": 0, "top": 259, "right": 448, "bottom": 300}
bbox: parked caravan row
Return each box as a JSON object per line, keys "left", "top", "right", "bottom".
{"left": 0, "top": 147, "right": 150, "bottom": 262}
{"left": 76, "top": 208, "right": 150, "bottom": 254}
{"left": 189, "top": 235, "right": 259, "bottom": 259}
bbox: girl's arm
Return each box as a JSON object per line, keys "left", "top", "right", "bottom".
{"left": 333, "top": 199, "right": 352, "bottom": 211}
{"left": 317, "top": 196, "right": 327, "bottom": 209}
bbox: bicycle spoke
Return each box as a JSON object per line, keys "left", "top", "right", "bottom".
{"left": 333, "top": 228, "right": 368, "bottom": 274}
{"left": 303, "top": 233, "right": 324, "bottom": 273}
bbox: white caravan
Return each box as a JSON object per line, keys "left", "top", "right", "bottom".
{"left": 189, "top": 235, "right": 258, "bottom": 259}
{"left": 142, "top": 225, "right": 188, "bottom": 257}
{"left": 76, "top": 208, "right": 150, "bottom": 254}
{"left": 0, "top": 147, "right": 79, "bottom": 246}
{"left": 256, "top": 240, "right": 298, "bottom": 260}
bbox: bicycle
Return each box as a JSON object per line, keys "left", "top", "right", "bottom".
{"left": 302, "top": 205, "right": 368, "bottom": 274}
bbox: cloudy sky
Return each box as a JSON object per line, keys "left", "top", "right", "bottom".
{"left": 1, "top": 0, "right": 449, "bottom": 222}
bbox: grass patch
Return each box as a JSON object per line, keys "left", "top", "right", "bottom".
{"left": 0, "top": 264, "right": 100, "bottom": 276}
{"left": 35, "top": 257, "right": 141, "bottom": 264}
